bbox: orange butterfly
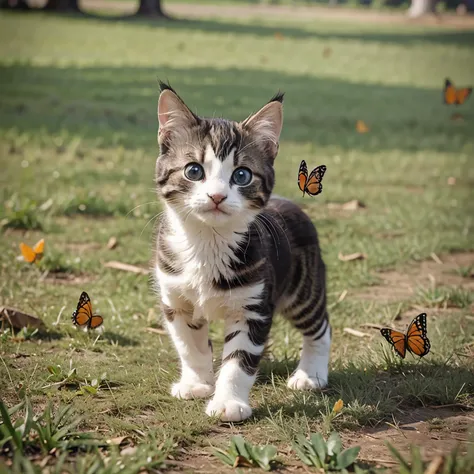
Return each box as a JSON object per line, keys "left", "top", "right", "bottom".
{"left": 19, "top": 239, "right": 45, "bottom": 264}
{"left": 444, "top": 78, "right": 472, "bottom": 106}
{"left": 298, "top": 160, "right": 326, "bottom": 197}
{"left": 356, "top": 120, "right": 370, "bottom": 133}
{"left": 71, "top": 291, "right": 104, "bottom": 330}
{"left": 380, "top": 313, "right": 430, "bottom": 359}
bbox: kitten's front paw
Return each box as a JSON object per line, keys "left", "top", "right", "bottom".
{"left": 171, "top": 382, "right": 214, "bottom": 400}
{"left": 205, "top": 398, "right": 252, "bottom": 422}
{"left": 287, "top": 370, "right": 327, "bottom": 391}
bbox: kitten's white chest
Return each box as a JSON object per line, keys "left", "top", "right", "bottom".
{"left": 157, "top": 227, "right": 239, "bottom": 320}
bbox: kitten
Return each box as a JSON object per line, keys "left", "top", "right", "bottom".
{"left": 154, "top": 82, "right": 330, "bottom": 422}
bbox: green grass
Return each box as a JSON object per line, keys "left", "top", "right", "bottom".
{"left": 1, "top": 5, "right": 473, "bottom": 473}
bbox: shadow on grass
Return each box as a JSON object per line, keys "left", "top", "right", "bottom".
{"left": 254, "top": 359, "right": 473, "bottom": 426}
{"left": 8, "top": 10, "right": 474, "bottom": 47}
{"left": 102, "top": 330, "right": 139, "bottom": 346}
{"left": 1, "top": 63, "right": 472, "bottom": 154}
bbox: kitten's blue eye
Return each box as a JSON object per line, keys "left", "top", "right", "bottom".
{"left": 232, "top": 167, "right": 252, "bottom": 186}
{"left": 184, "top": 163, "right": 205, "bottom": 181}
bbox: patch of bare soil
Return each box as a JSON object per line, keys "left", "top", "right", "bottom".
{"left": 43, "top": 272, "right": 96, "bottom": 285}
{"left": 356, "top": 252, "right": 474, "bottom": 305}
{"left": 345, "top": 407, "right": 473, "bottom": 468}
{"left": 161, "top": 408, "right": 473, "bottom": 473}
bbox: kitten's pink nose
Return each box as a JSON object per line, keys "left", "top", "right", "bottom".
{"left": 207, "top": 193, "right": 227, "bottom": 205}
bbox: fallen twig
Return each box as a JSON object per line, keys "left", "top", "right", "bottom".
{"left": 343, "top": 327, "right": 371, "bottom": 338}
{"left": 104, "top": 261, "right": 149, "bottom": 275}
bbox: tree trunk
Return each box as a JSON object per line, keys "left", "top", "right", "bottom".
{"left": 136, "top": 0, "right": 167, "bottom": 17}
{"left": 43, "top": 0, "right": 80, "bottom": 11}
{"left": 407, "top": 0, "right": 437, "bottom": 17}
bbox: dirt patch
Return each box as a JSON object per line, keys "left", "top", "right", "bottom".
{"left": 356, "top": 252, "right": 474, "bottom": 304}
{"left": 43, "top": 272, "right": 96, "bottom": 286}
{"left": 346, "top": 408, "right": 473, "bottom": 467}
{"left": 159, "top": 408, "right": 473, "bottom": 473}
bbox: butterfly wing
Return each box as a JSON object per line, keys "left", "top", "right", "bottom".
{"left": 32, "top": 239, "right": 45, "bottom": 261}
{"left": 298, "top": 160, "right": 308, "bottom": 194}
{"left": 72, "top": 291, "right": 92, "bottom": 327}
{"left": 380, "top": 328, "right": 407, "bottom": 359}
{"left": 304, "top": 165, "right": 327, "bottom": 196}
{"left": 89, "top": 315, "right": 104, "bottom": 330}
{"left": 455, "top": 87, "right": 472, "bottom": 105}
{"left": 444, "top": 79, "right": 457, "bottom": 105}
{"left": 20, "top": 243, "right": 36, "bottom": 263}
{"left": 406, "top": 313, "right": 430, "bottom": 357}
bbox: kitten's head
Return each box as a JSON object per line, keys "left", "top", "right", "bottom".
{"left": 155, "top": 82, "right": 283, "bottom": 228}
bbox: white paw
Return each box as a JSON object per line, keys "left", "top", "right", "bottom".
{"left": 171, "top": 382, "right": 214, "bottom": 400}
{"left": 287, "top": 370, "right": 327, "bottom": 391}
{"left": 205, "top": 398, "right": 252, "bottom": 422}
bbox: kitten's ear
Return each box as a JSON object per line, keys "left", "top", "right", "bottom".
{"left": 157, "top": 82, "right": 198, "bottom": 148}
{"left": 241, "top": 92, "right": 284, "bottom": 158}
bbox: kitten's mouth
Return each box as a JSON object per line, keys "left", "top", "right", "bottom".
{"left": 198, "top": 203, "right": 231, "bottom": 217}
{"left": 203, "top": 207, "right": 230, "bottom": 216}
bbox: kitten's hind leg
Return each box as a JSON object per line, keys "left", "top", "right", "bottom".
{"left": 164, "top": 305, "right": 214, "bottom": 400}
{"left": 287, "top": 318, "right": 330, "bottom": 390}
{"left": 285, "top": 289, "right": 330, "bottom": 390}
{"left": 206, "top": 309, "right": 272, "bottom": 422}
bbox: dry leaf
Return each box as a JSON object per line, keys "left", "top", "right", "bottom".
{"left": 322, "top": 47, "right": 332, "bottom": 58}
{"left": 328, "top": 200, "right": 366, "bottom": 211}
{"left": 338, "top": 252, "right": 367, "bottom": 262}
{"left": 450, "top": 113, "right": 464, "bottom": 122}
{"left": 356, "top": 120, "right": 370, "bottom": 133}
{"left": 233, "top": 456, "right": 254, "bottom": 468}
{"left": 430, "top": 252, "right": 443, "bottom": 264}
{"left": 104, "top": 261, "right": 149, "bottom": 275}
{"left": 274, "top": 32, "right": 284, "bottom": 40}
{"left": 342, "top": 199, "right": 366, "bottom": 211}
{"left": 343, "top": 327, "right": 371, "bottom": 338}
{"left": 120, "top": 446, "right": 137, "bottom": 456}
{"left": 107, "top": 236, "right": 118, "bottom": 250}
{"left": 107, "top": 436, "right": 131, "bottom": 446}
{"left": 0, "top": 306, "right": 45, "bottom": 330}
{"left": 145, "top": 327, "right": 168, "bottom": 335}
{"left": 424, "top": 456, "right": 444, "bottom": 474}
{"left": 337, "top": 289, "right": 348, "bottom": 303}
{"left": 447, "top": 177, "right": 456, "bottom": 186}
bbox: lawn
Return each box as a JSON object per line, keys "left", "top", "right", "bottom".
{"left": 0, "top": 5, "right": 474, "bottom": 473}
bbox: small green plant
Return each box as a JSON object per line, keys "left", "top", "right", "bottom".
{"left": 0, "top": 195, "right": 44, "bottom": 231}
{"left": 44, "top": 363, "right": 109, "bottom": 395}
{"left": 320, "top": 398, "right": 344, "bottom": 433}
{"left": 0, "top": 398, "right": 100, "bottom": 456}
{"left": 455, "top": 265, "right": 474, "bottom": 279}
{"left": 213, "top": 435, "right": 278, "bottom": 471}
{"left": 38, "top": 251, "right": 77, "bottom": 274}
{"left": 1, "top": 326, "right": 39, "bottom": 342}
{"left": 416, "top": 285, "right": 473, "bottom": 309}
{"left": 387, "top": 442, "right": 474, "bottom": 474}
{"left": 293, "top": 431, "right": 361, "bottom": 472}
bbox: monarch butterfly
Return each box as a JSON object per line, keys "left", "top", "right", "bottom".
{"left": 71, "top": 291, "right": 104, "bottom": 330}
{"left": 298, "top": 160, "right": 326, "bottom": 197}
{"left": 19, "top": 239, "right": 45, "bottom": 264}
{"left": 444, "top": 78, "right": 472, "bottom": 106}
{"left": 380, "top": 313, "right": 430, "bottom": 359}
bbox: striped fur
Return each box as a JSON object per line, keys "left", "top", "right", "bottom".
{"left": 153, "top": 83, "right": 330, "bottom": 422}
